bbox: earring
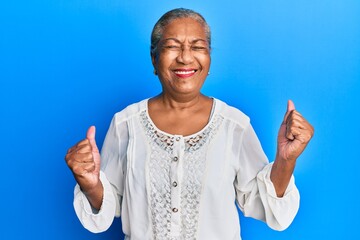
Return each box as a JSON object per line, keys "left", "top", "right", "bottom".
{"left": 208, "top": 71, "right": 210, "bottom": 75}
{"left": 153, "top": 69, "right": 158, "bottom": 75}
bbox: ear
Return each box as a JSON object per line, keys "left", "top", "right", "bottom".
{"left": 151, "top": 52, "right": 157, "bottom": 68}
{"left": 150, "top": 53, "right": 159, "bottom": 75}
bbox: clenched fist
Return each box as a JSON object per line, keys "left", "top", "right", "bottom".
{"left": 271, "top": 100, "right": 314, "bottom": 197}
{"left": 277, "top": 100, "right": 314, "bottom": 162}
{"left": 65, "top": 126, "right": 103, "bottom": 210}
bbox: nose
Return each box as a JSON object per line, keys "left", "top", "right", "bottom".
{"left": 176, "top": 46, "right": 194, "bottom": 64}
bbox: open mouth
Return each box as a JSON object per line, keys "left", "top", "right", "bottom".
{"left": 173, "top": 69, "right": 197, "bottom": 78}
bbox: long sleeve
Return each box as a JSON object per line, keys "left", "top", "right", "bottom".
{"left": 73, "top": 172, "right": 117, "bottom": 233}
{"left": 257, "top": 163, "right": 300, "bottom": 230}
{"left": 234, "top": 123, "right": 300, "bottom": 231}
{"left": 71, "top": 98, "right": 301, "bottom": 238}
{"left": 73, "top": 114, "right": 128, "bottom": 233}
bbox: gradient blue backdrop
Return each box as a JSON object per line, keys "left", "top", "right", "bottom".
{"left": 1, "top": 1, "right": 359, "bottom": 239}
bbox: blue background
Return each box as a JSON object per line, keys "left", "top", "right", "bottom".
{"left": 1, "top": 0, "right": 359, "bottom": 239}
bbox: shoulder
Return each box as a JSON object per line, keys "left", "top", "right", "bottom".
{"left": 214, "top": 98, "right": 250, "bottom": 129}
{"left": 113, "top": 98, "right": 148, "bottom": 124}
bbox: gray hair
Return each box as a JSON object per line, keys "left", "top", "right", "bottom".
{"left": 150, "top": 8, "right": 211, "bottom": 57}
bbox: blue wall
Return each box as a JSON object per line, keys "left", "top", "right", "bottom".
{"left": 1, "top": 1, "right": 359, "bottom": 239}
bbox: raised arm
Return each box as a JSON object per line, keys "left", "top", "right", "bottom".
{"left": 270, "top": 100, "right": 314, "bottom": 197}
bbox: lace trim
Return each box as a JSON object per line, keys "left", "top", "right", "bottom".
{"left": 140, "top": 110, "right": 223, "bottom": 239}
{"left": 184, "top": 117, "right": 223, "bottom": 152}
{"left": 180, "top": 149, "right": 206, "bottom": 239}
{"left": 140, "top": 111, "right": 223, "bottom": 153}
{"left": 148, "top": 145, "right": 172, "bottom": 239}
{"left": 140, "top": 112, "right": 175, "bottom": 154}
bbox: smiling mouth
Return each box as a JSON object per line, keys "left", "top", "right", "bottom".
{"left": 173, "top": 69, "right": 197, "bottom": 78}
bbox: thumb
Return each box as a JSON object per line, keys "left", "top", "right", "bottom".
{"left": 287, "top": 99, "right": 295, "bottom": 112}
{"left": 86, "top": 126, "right": 99, "bottom": 152}
{"left": 283, "top": 100, "right": 296, "bottom": 122}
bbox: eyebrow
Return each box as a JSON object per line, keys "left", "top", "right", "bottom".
{"left": 162, "top": 38, "right": 208, "bottom": 44}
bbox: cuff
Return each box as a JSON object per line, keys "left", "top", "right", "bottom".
{"left": 257, "top": 163, "right": 300, "bottom": 231}
{"left": 261, "top": 163, "right": 296, "bottom": 199}
{"left": 73, "top": 171, "right": 116, "bottom": 233}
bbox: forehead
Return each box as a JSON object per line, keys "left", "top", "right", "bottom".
{"left": 162, "top": 18, "right": 207, "bottom": 40}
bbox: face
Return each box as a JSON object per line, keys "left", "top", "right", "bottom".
{"left": 152, "top": 18, "right": 211, "bottom": 97}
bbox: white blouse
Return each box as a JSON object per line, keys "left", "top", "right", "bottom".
{"left": 73, "top": 98, "right": 300, "bottom": 240}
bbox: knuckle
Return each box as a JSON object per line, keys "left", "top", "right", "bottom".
{"left": 82, "top": 145, "right": 92, "bottom": 152}
{"left": 77, "top": 143, "right": 91, "bottom": 152}
{"left": 76, "top": 139, "right": 89, "bottom": 147}
{"left": 66, "top": 161, "right": 73, "bottom": 169}
{"left": 87, "top": 163, "right": 96, "bottom": 172}
{"left": 307, "top": 132, "right": 313, "bottom": 140}
{"left": 72, "top": 165, "right": 82, "bottom": 174}
{"left": 84, "top": 152, "right": 94, "bottom": 161}
{"left": 65, "top": 153, "right": 74, "bottom": 163}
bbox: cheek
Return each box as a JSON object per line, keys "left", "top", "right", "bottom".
{"left": 198, "top": 54, "right": 211, "bottom": 69}
{"left": 157, "top": 51, "right": 177, "bottom": 66}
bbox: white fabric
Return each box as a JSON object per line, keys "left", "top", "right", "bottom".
{"left": 73, "top": 98, "right": 300, "bottom": 239}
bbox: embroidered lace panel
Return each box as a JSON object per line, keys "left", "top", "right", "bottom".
{"left": 140, "top": 110, "right": 223, "bottom": 240}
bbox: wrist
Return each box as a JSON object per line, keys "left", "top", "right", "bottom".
{"left": 82, "top": 180, "right": 102, "bottom": 196}
{"left": 271, "top": 155, "right": 297, "bottom": 197}
{"left": 82, "top": 181, "right": 104, "bottom": 211}
{"left": 275, "top": 151, "right": 297, "bottom": 165}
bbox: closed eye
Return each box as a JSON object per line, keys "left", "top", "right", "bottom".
{"left": 164, "top": 45, "right": 180, "bottom": 49}
{"left": 192, "top": 46, "right": 207, "bottom": 50}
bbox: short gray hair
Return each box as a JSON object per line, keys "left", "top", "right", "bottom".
{"left": 150, "top": 8, "right": 211, "bottom": 57}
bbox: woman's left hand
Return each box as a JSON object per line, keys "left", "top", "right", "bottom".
{"left": 277, "top": 100, "right": 314, "bottom": 163}
{"left": 271, "top": 100, "right": 314, "bottom": 197}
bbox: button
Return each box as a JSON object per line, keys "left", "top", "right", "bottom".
{"left": 173, "top": 156, "right": 178, "bottom": 162}
{"left": 175, "top": 137, "right": 181, "bottom": 141}
{"left": 172, "top": 208, "right": 178, "bottom": 213}
{"left": 172, "top": 181, "right": 178, "bottom": 187}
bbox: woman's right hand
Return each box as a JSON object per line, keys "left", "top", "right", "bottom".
{"left": 65, "top": 126, "right": 103, "bottom": 210}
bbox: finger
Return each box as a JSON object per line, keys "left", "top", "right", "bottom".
{"left": 287, "top": 117, "right": 305, "bottom": 129}
{"left": 287, "top": 122, "right": 314, "bottom": 142}
{"left": 67, "top": 144, "right": 78, "bottom": 154}
{"left": 86, "top": 126, "right": 96, "bottom": 145}
{"left": 71, "top": 162, "right": 96, "bottom": 176}
{"left": 66, "top": 152, "right": 94, "bottom": 164}
{"left": 287, "top": 99, "right": 295, "bottom": 112}
{"left": 285, "top": 115, "right": 305, "bottom": 140}
{"left": 287, "top": 111, "right": 313, "bottom": 132}
{"left": 72, "top": 152, "right": 94, "bottom": 163}
{"left": 67, "top": 139, "right": 89, "bottom": 153}
{"left": 296, "top": 128, "right": 314, "bottom": 143}
{"left": 286, "top": 127, "right": 295, "bottom": 140}
{"left": 74, "top": 143, "right": 92, "bottom": 154}
{"left": 82, "top": 162, "right": 96, "bottom": 172}
{"left": 86, "top": 126, "right": 99, "bottom": 153}
{"left": 289, "top": 128, "right": 313, "bottom": 144}
{"left": 286, "top": 125, "right": 301, "bottom": 140}
{"left": 283, "top": 100, "right": 296, "bottom": 122}
{"left": 76, "top": 139, "right": 91, "bottom": 148}
{"left": 289, "top": 109, "right": 303, "bottom": 119}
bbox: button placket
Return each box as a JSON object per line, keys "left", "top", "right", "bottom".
{"left": 169, "top": 135, "right": 184, "bottom": 236}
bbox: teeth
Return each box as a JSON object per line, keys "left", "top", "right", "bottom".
{"left": 174, "top": 70, "right": 195, "bottom": 74}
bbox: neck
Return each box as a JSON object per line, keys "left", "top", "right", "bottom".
{"left": 157, "top": 92, "right": 206, "bottom": 110}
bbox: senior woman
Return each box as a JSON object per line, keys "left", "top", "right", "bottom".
{"left": 65, "top": 8, "right": 314, "bottom": 240}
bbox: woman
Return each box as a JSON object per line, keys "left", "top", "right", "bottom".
{"left": 65, "top": 8, "right": 314, "bottom": 239}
